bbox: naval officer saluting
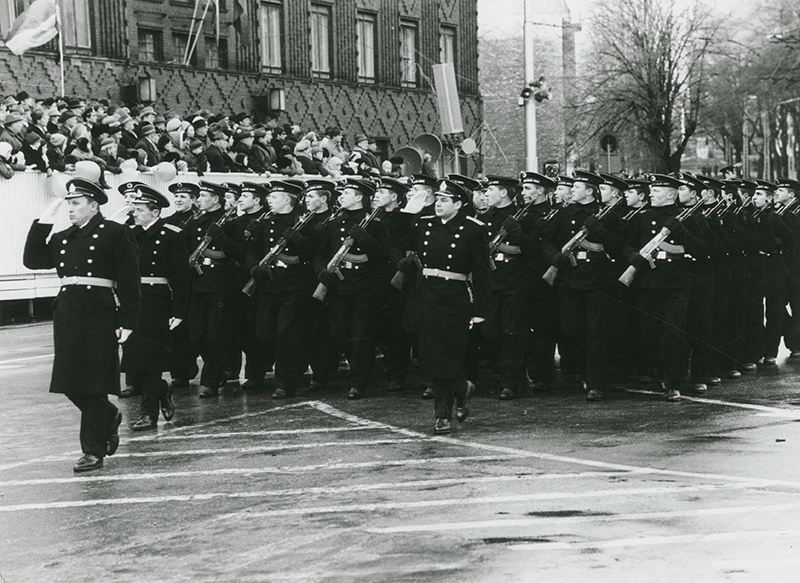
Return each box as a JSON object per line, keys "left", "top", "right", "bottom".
{"left": 23, "top": 178, "right": 141, "bottom": 472}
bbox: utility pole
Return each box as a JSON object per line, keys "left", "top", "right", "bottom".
{"left": 524, "top": 0, "right": 537, "bottom": 171}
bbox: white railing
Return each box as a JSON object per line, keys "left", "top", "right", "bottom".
{"left": 0, "top": 171, "right": 276, "bottom": 301}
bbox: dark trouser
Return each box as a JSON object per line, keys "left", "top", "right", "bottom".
{"left": 169, "top": 321, "right": 197, "bottom": 382}
{"left": 329, "top": 292, "right": 377, "bottom": 391}
{"left": 66, "top": 394, "right": 119, "bottom": 457}
{"left": 257, "top": 292, "right": 309, "bottom": 393}
{"left": 187, "top": 291, "right": 234, "bottom": 389}
{"left": 528, "top": 279, "right": 557, "bottom": 384}
{"left": 375, "top": 286, "right": 410, "bottom": 384}
{"left": 711, "top": 270, "right": 731, "bottom": 373}
{"left": 725, "top": 265, "right": 750, "bottom": 370}
{"left": 763, "top": 263, "right": 788, "bottom": 359}
{"left": 784, "top": 271, "right": 800, "bottom": 352}
{"left": 241, "top": 295, "right": 268, "bottom": 382}
{"left": 433, "top": 377, "right": 469, "bottom": 420}
{"left": 686, "top": 279, "right": 718, "bottom": 380}
{"left": 743, "top": 266, "right": 764, "bottom": 364}
{"left": 620, "top": 287, "right": 650, "bottom": 378}
{"left": 558, "top": 287, "right": 612, "bottom": 389}
{"left": 127, "top": 370, "right": 167, "bottom": 419}
{"left": 605, "top": 283, "right": 629, "bottom": 383}
{"left": 487, "top": 287, "right": 533, "bottom": 391}
{"left": 554, "top": 288, "right": 579, "bottom": 377}
{"left": 306, "top": 300, "right": 337, "bottom": 385}
{"left": 636, "top": 288, "right": 690, "bottom": 390}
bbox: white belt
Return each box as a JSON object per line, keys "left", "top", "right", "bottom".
{"left": 141, "top": 276, "right": 169, "bottom": 285}
{"left": 61, "top": 276, "right": 116, "bottom": 289}
{"left": 422, "top": 268, "right": 468, "bottom": 282}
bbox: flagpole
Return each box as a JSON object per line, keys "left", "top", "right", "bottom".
{"left": 56, "top": 0, "right": 64, "bottom": 96}
{"left": 184, "top": 0, "right": 201, "bottom": 65}
{"left": 187, "top": 0, "right": 212, "bottom": 66}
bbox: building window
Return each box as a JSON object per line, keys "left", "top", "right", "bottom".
{"left": 310, "top": 3, "right": 331, "bottom": 79}
{"left": 174, "top": 33, "right": 198, "bottom": 66}
{"left": 356, "top": 12, "right": 376, "bottom": 83}
{"left": 138, "top": 28, "right": 163, "bottom": 62}
{"left": 400, "top": 20, "right": 418, "bottom": 87}
{"left": 60, "top": 0, "right": 91, "bottom": 48}
{"left": 0, "top": 0, "right": 21, "bottom": 39}
{"left": 205, "top": 36, "right": 228, "bottom": 69}
{"left": 440, "top": 25, "right": 456, "bottom": 65}
{"left": 259, "top": 1, "right": 282, "bottom": 72}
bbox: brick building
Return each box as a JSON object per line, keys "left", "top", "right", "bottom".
{"left": 478, "top": 0, "right": 578, "bottom": 176}
{"left": 0, "top": 0, "right": 483, "bottom": 175}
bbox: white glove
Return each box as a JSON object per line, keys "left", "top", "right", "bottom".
{"left": 168, "top": 317, "right": 183, "bottom": 330}
{"left": 116, "top": 328, "right": 132, "bottom": 343}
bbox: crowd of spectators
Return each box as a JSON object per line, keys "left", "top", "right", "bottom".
{"left": 0, "top": 91, "right": 414, "bottom": 181}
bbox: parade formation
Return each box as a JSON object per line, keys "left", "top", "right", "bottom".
{"left": 20, "top": 167, "right": 800, "bottom": 472}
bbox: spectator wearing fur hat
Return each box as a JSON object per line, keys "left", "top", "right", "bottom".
{"left": 184, "top": 139, "right": 208, "bottom": 174}
{"left": 249, "top": 127, "right": 276, "bottom": 173}
{"left": 293, "top": 139, "right": 319, "bottom": 175}
{"left": 231, "top": 129, "right": 256, "bottom": 172}
{"left": 321, "top": 126, "right": 347, "bottom": 161}
{"left": 206, "top": 130, "right": 233, "bottom": 172}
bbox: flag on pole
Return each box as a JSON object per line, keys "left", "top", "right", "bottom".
{"left": 4, "top": 0, "right": 59, "bottom": 56}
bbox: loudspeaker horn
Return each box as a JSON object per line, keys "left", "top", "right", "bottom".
{"left": 393, "top": 146, "right": 423, "bottom": 176}
{"left": 411, "top": 133, "right": 443, "bottom": 164}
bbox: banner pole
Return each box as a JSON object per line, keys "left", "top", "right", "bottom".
{"left": 56, "top": 0, "right": 65, "bottom": 96}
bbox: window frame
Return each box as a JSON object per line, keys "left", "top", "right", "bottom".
{"left": 60, "top": 0, "right": 92, "bottom": 49}
{"left": 204, "top": 36, "right": 229, "bottom": 70}
{"left": 259, "top": 1, "right": 282, "bottom": 73}
{"left": 138, "top": 27, "right": 164, "bottom": 63}
{"left": 439, "top": 25, "right": 456, "bottom": 67}
{"left": 356, "top": 11, "right": 376, "bottom": 84}
{"left": 310, "top": 2, "right": 332, "bottom": 79}
{"left": 173, "top": 32, "right": 198, "bottom": 66}
{"left": 400, "top": 19, "right": 418, "bottom": 88}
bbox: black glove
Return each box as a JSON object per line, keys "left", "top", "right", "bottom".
{"left": 348, "top": 224, "right": 369, "bottom": 241}
{"left": 664, "top": 217, "right": 685, "bottom": 237}
{"left": 552, "top": 252, "right": 570, "bottom": 269}
{"left": 250, "top": 264, "right": 271, "bottom": 281}
{"left": 584, "top": 215, "right": 604, "bottom": 236}
{"left": 397, "top": 257, "right": 415, "bottom": 274}
{"left": 206, "top": 223, "right": 224, "bottom": 240}
{"left": 317, "top": 269, "right": 338, "bottom": 288}
{"left": 283, "top": 227, "right": 300, "bottom": 243}
{"left": 627, "top": 252, "right": 650, "bottom": 271}
{"left": 502, "top": 216, "right": 522, "bottom": 237}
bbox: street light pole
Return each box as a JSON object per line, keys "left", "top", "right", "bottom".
{"left": 524, "top": 0, "right": 537, "bottom": 172}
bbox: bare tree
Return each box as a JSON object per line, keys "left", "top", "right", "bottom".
{"left": 574, "top": 0, "right": 721, "bottom": 172}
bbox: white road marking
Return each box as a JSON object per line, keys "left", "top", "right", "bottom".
{"left": 127, "top": 425, "right": 376, "bottom": 442}
{"left": 0, "top": 480, "right": 760, "bottom": 514}
{"left": 508, "top": 529, "right": 800, "bottom": 551}
{"left": 215, "top": 482, "right": 762, "bottom": 520}
{"left": 129, "top": 401, "right": 321, "bottom": 440}
{"left": 88, "top": 438, "right": 424, "bottom": 460}
{"left": 624, "top": 388, "right": 800, "bottom": 419}
{"left": 0, "top": 454, "right": 534, "bottom": 486}
{"left": 368, "top": 502, "right": 800, "bottom": 533}
{"left": 306, "top": 401, "right": 800, "bottom": 489}
{"left": 0, "top": 354, "right": 53, "bottom": 365}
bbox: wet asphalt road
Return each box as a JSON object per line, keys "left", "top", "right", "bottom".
{"left": 1, "top": 323, "right": 800, "bottom": 582}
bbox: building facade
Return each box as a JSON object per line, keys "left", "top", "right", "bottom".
{"left": 0, "top": 0, "right": 483, "bottom": 174}
{"left": 479, "top": 0, "right": 578, "bottom": 176}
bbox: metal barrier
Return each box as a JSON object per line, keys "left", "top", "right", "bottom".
{"left": 0, "top": 171, "right": 274, "bottom": 301}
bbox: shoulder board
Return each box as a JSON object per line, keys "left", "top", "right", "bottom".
{"left": 467, "top": 216, "right": 485, "bottom": 227}
{"left": 163, "top": 223, "right": 182, "bottom": 233}
{"left": 420, "top": 215, "right": 436, "bottom": 220}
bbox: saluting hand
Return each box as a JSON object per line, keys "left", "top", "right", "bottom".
{"left": 39, "top": 198, "right": 64, "bottom": 224}
{"left": 402, "top": 190, "right": 429, "bottom": 214}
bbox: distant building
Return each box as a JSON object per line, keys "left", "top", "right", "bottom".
{"left": 0, "top": 0, "right": 483, "bottom": 175}
{"left": 479, "top": 0, "right": 578, "bottom": 176}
